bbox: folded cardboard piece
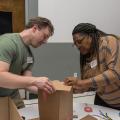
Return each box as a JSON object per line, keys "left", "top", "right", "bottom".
{"left": 0, "top": 97, "right": 22, "bottom": 120}
{"left": 80, "top": 115, "right": 97, "bottom": 120}
{"left": 38, "top": 80, "right": 73, "bottom": 120}
{"left": 30, "top": 118, "right": 39, "bottom": 120}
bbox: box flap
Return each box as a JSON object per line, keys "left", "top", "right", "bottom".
{"left": 38, "top": 91, "right": 60, "bottom": 120}
{"left": 9, "top": 97, "right": 22, "bottom": 120}
{"left": 30, "top": 118, "right": 39, "bottom": 120}
{"left": 0, "top": 97, "right": 22, "bottom": 120}
{"left": 80, "top": 115, "right": 97, "bottom": 120}
{"left": 52, "top": 80, "right": 72, "bottom": 91}
{"left": 59, "top": 90, "right": 73, "bottom": 120}
{"left": 0, "top": 97, "right": 9, "bottom": 120}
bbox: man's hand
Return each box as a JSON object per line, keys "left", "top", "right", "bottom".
{"left": 33, "top": 77, "right": 56, "bottom": 94}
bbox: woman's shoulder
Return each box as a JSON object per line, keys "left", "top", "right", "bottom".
{"left": 101, "top": 35, "right": 119, "bottom": 44}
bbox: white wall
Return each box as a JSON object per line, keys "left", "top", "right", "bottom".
{"left": 38, "top": 0, "right": 120, "bottom": 43}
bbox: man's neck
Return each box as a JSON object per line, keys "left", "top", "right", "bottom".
{"left": 19, "top": 30, "right": 31, "bottom": 46}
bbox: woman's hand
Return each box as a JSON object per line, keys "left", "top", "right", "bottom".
{"left": 64, "top": 76, "right": 78, "bottom": 86}
{"left": 64, "top": 77, "right": 90, "bottom": 93}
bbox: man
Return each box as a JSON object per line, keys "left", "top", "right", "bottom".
{"left": 0, "top": 17, "right": 55, "bottom": 108}
{"left": 64, "top": 23, "right": 120, "bottom": 110}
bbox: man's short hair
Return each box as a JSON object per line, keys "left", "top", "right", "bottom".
{"left": 26, "top": 16, "right": 54, "bottom": 36}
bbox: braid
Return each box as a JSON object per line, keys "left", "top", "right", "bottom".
{"left": 72, "top": 23, "right": 107, "bottom": 73}
{"left": 72, "top": 23, "right": 97, "bottom": 35}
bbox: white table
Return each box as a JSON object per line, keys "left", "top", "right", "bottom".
{"left": 19, "top": 93, "right": 120, "bottom": 120}
{"left": 73, "top": 102, "right": 120, "bottom": 120}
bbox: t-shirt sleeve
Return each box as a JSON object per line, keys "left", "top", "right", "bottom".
{"left": 0, "top": 40, "right": 16, "bottom": 64}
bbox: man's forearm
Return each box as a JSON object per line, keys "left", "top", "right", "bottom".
{"left": 26, "top": 86, "right": 38, "bottom": 94}
{"left": 23, "top": 70, "right": 38, "bottom": 93}
{"left": 0, "top": 72, "right": 34, "bottom": 89}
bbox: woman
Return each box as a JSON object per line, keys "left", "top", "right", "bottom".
{"left": 64, "top": 23, "right": 120, "bottom": 110}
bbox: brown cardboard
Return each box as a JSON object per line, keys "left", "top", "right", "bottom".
{"left": 0, "top": 97, "right": 22, "bottom": 120}
{"left": 30, "top": 118, "right": 39, "bottom": 120}
{"left": 38, "top": 80, "right": 73, "bottom": 120}
{"left": 80, "top": 115, "right": 97, "bottom": 120}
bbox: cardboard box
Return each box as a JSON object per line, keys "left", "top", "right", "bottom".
{"left": 38, "top": 80, "right": 73, "bottom": 120}
{"left": 80, "top": 115, "right": 97, "bottom": 120}
{"left": 0, "top": 97, "right": 22, "bottom": 120}
{"left": 30, "top": 118, "right": 39, "bottom": 120}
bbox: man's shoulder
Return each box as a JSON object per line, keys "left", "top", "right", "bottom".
{"left": 0, "top": 33, "right": 21, "bottom": 50}
{"left": 0, "top": 33, "right": 18, "bottom": 39}
{"left": 0, "top": 33, "right": 20, "bottom": 44}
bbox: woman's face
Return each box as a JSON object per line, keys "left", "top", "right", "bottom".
{"left": 73, "top": 33, "right": 92, "bottom": 55}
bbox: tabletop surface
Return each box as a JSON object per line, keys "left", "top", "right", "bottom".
{"left": 19, "top": 93, "right": 120, "bottom": 120}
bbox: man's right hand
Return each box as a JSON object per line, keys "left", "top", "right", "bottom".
{"left": 33, "top": 77, "right": 56, "bottom": 94}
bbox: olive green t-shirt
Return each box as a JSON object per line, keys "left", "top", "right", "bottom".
{"left": 0, "top": 33, "right": 34, "bottom": 108}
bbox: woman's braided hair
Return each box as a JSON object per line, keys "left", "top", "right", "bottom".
{"left": 72, "top": 23, "right": 117, "bottom": 76}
